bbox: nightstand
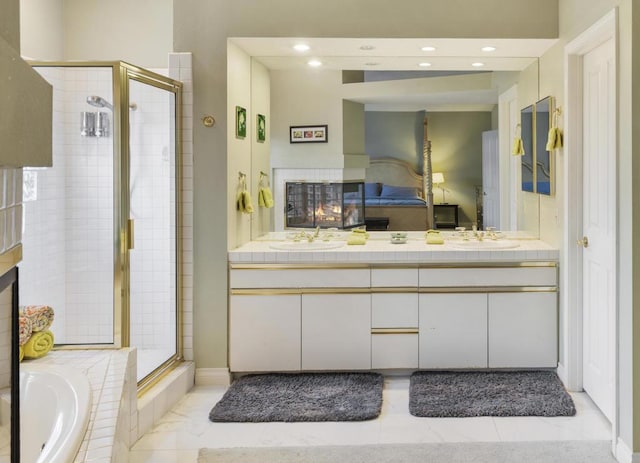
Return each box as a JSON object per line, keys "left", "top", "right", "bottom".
{"left": 434, "top": 204, "right": 459, "bottom": 229}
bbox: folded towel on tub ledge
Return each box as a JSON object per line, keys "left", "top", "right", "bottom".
{"left": 23, "top": 330, "right": 54, "bottom": 359}
{"left": 23, "top": 305, "right": 54, "bottom": 332}
{"left": 19, "top": 313, "right": 33, "bottom": 346}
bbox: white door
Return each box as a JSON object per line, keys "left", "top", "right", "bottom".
{"left": 581, "top": 37, "right": 615, "bottom": 421}
{"left": 482, "top": 130, "right": 500, "bottom": 228}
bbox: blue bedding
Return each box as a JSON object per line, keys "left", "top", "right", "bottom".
{"left": 365, "top": 183, "right": 426, "bottom": 206}
{"left": 365, "top": 198, "right": 426, "bottom": 206}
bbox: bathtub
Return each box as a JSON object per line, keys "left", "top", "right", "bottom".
{"left": 20, "top": 363, "right": 92, "bottom": 463}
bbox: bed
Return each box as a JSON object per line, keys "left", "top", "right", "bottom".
{"left": 364, "top": 158, "right": 429, "bottom": 231}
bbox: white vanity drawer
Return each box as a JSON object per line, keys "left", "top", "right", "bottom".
{"left": 372, "top": 333, "right": 418, "bottom": 369}
{"left": 419, "top": 266, "right": 556, "bottom": 288}
{"left": 371, "top": 293, "right": 418, "bottom": 328}
{"left": 230, "top": 268, "right": 370, "bottom": 289}
{"left": 371, "top": 268, "right": 418, "bottom": 287}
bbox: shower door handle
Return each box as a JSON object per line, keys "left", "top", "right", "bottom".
{"left": 127, "top": 219, "right": 135, "bottom": 250}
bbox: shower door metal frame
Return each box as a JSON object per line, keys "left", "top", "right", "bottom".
{"left": 28, "top": 61, "right": 184, "bottom": 390}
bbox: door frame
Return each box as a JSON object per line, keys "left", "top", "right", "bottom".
{"left": 563, "top": 6, "right": 617, "bottom": 453}
{"left": 498, "top": 84, "right": 519, "bottom": 230}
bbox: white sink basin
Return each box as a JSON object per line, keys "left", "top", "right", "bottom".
{"left": 269, "top": 241, "right": 345, "bottom": 251}
{"left": 449, "top": 240, "right": 519, "bottom": 250}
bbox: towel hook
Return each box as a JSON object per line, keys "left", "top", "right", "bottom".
{"left": 238, "top": 171, "right": 246, "bottom": 179}
{"left": 260, "top": 170, "right": 268, "bottom": 177}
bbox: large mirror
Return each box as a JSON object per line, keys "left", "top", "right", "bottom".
{"left": 535, "top": 96, "right": 553, "bottom": 195}
{"left": 520, "top": 104, "right": 535, "bottom": 193}
{"left": 520, "top": 96, "right": 554, "bottom": 196}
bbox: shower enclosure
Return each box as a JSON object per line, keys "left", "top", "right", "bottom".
{"left": 20, "top": 62, "right": 182, "bottom": 388}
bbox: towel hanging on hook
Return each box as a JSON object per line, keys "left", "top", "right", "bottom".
{"left": 258, "top": 170, "right": 274, "bottom": 208}
{"left": 546, "top": 107, "right": 563, "bottom": 150}
{"left": 512, "top": 123, "right": 525, "bottom": 156}
{"left": 236, "top": 172, "right": 254, "bottom": 214}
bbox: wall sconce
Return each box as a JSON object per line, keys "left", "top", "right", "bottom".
{"left": 432, "top": 172, "right": 446, "bottom": 203}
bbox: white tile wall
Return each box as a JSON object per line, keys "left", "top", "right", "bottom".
{"left": 22, "top": 66, "right": 114, "bottom": 345}
{"left": 128, "top": 78, "right": 176, "bottom": 355}
{"left": 169, "top": 53, "right": 194, "bottom": 362}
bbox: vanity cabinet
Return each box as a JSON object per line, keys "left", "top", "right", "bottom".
{"left": 419, "top": 293, "right": 488, "bottom": 368}
{"left": 488, "top": 292, "right": 558, "bottom": 368}
{"left": 229, "top": 294, "right": 301, "bottom": 372}
{"left": 302, "top": 293, "right": 371, "bottom": 370}
{"left": 228, "top": 262, "right": 558, "bottom": 372}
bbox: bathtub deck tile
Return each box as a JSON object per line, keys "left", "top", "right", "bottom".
{"left": 32, "top": 349, "right": 135, "bottom": 463}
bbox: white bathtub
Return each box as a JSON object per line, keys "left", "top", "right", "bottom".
{"left": 20, "top": 363, "right": 92, "bottom": 463}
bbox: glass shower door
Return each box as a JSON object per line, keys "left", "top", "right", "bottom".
{"left": 128, "top": 76, "right": 180, "bottom": 383}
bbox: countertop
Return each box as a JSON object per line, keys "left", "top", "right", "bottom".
{"left": 229, "top": 232, "right": 558, "bottom": 264}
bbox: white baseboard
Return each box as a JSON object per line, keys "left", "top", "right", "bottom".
{"left": 196, "top": 367, "right": 231, "bottom": 386}
{"left": 615, "top": 437, "right": 640, "bottom": 463}
{"left": 556, "top": 363, "right": 568, "bottom": 387}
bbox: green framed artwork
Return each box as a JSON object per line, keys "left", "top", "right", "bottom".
{"left": 235, "top": 106, "right": 247, "bottom": 139}
{"left": 257, "top": 114, "right": 266, "bottom": 143}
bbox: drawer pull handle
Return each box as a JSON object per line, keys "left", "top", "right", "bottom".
{"left": 371, "top": 328, "right": 418, "bottom": 335}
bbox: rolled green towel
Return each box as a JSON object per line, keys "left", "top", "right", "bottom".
{"left": 347, "top": 235, "right": 367, "bottom": 245}
{"left": 23, "top": 330, "right": 54, "bottom": 359}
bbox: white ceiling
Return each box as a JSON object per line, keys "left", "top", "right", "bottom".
{"left": 230, "top": 37, "right": 558, "bottom": 71}
{"left": 230, "top": 37, "right": 558, "bottom": 111}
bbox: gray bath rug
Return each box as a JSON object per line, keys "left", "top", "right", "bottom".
{"left": 209, "top": 372, "right": 383, "bottom": 422}
{"left": 198, "top": 441, "right": 615, "bottom": 463}
{"left": 409, "top": 370, "right": 576, "bottom": 417}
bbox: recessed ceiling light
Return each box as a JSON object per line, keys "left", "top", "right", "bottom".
{"left": 472, "top": 62, "right": 485, "bottom": 67}
{"left": 418, "top": 62, "right": 432, "bottom": 67}
{"left": 421, "top": 46, "right": 436, "bottom": 51}
{"left": 307, "top": 59, "right": 323, "bottom": 67}
{"left": 293, "top": 44, "right": 310, "bottom": 52}
{"left": 360, "top": 45, "right": 376, "bottom": 51}
{"left": 481, "top": 46, "right": 496, "bottom": 52}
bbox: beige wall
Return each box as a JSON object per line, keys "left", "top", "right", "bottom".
{"left": 1, "top": 0, "right": 52, "bottom": 167}
{"left": 270, "top": 69, "right": 346, "bottom": 169}
{"left": 62, "top": 0, "right": 172, "bottom": 67}
{"left": 20, "top": 0, "right": 64, "bottom": 60}
{"left": 21, "top": 0, "right": 172, "bottom": 66}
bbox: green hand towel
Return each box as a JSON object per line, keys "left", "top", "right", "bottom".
{"left": 512, "top": 137, "right": 525, "bottom": 155}
{"left": 259, "top": 187, "right": 274, "bottom": 208}
{"left": 546, "top": 127, "right": 563, "bottom": 150}
{"left": 23, "top": 330, "right": 54, "bottom": 359}
{"left": 347, "top": 235, "right": 367, "bottom": 245}
{"left": 426, "top": 230, "right": 444, "bottom": 244}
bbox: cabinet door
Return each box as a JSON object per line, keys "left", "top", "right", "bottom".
{"left": 419, "top": 293, "right": 488, "bottom": 368}
{"left": 302, "top": 294, "right": 371, "bottom": 370}
{"left": 488, "top": 292, "right": 557, "bottom": 368}
{"left": 229, "top": 294, "right": 301, "bottom": 372}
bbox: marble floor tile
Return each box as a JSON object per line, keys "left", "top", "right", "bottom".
{"left": 130, "top": 377, "right": 612, "bottom": 463}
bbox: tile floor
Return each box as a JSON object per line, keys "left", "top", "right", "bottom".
{"left": 129, "top": 376, "right": 612, "bottom": 463}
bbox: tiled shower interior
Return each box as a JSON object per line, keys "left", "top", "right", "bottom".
{"left": 20, "top": 66, "right": 177, "bottom": 381}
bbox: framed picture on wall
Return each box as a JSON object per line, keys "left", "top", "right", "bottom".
{"left": 257, "top": 114, "right": 266, "bottom": 143}
{"left": 235, "top": 106, "right": 247, "bottom": 139}
{"left": 290, "top": 125, "right": 328, "bottom": 143}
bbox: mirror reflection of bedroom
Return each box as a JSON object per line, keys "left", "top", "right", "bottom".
{"left": 253, "top": 37, "right": 550, "bottom": 238}
{"left": 355, "top": 70, "right": 524, "bottom": 232}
